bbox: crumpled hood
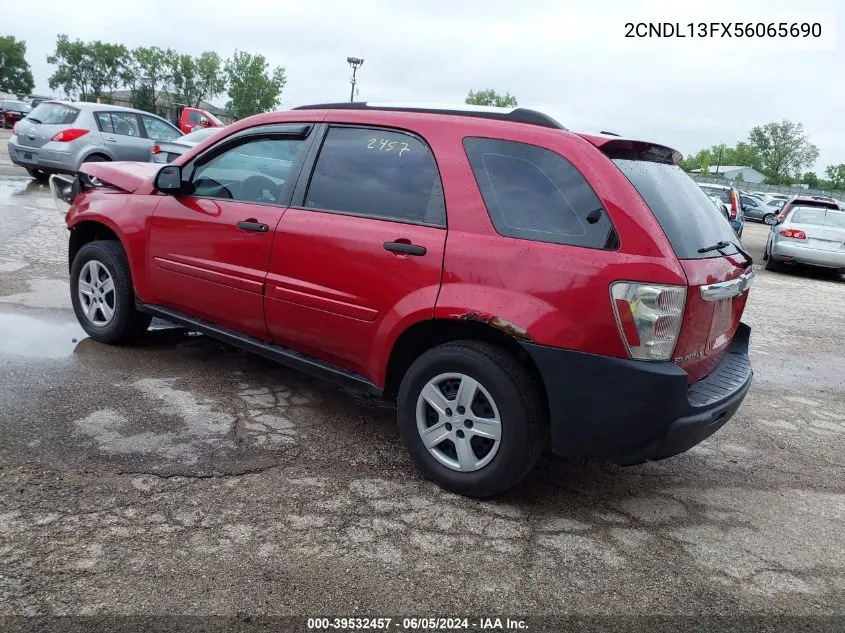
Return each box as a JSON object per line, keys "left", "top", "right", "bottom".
{"left": 80, "top": 161, "right": 162, "bottom": 193}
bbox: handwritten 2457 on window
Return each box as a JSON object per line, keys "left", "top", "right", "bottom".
{"left": 624, "top": 22, "right": 822, "bottom": 38}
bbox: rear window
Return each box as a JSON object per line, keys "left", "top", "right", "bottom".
{"left": 613, "top": 159, "right": 739, "bottom": 259}
{"left": 791, "top": 208, "right": 845, "bottom": 228}
{"left": 700, "top": 186, "right": 730, "bottom": 203}
{"left": 27, "top": 102, "right": 79, "bottom": 125}
{"left": 789, "top": 199, "right": 839, "bottom": 211}
{"left": 464, "top": 138, "right": 618, "bottom": 250}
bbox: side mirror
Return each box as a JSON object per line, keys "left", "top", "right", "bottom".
{"left": 154, "top": 165, "right": 183, "bottom": 195}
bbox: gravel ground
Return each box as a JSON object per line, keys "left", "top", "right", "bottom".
{"left": 0, "top": 151, "right": 843, "bottom": 630}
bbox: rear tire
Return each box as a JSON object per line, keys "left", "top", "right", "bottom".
{"left": 27, "top": 168, "right": 50, "bottom": 182}
{"left": 764, "top": 254, "right": 782, "bottom": 272}
{"left": 82, "top": 154, "right": 108, "bottom": 163}
{"left": 70, "top": 241, "right": 151, "bottom": 344}
{"left": 397, "top": 341, "right": 545, "bottom": 498}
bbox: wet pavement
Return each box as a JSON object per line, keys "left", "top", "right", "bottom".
{"left": 0, "top": 149, "right": 843, "bottom": 622}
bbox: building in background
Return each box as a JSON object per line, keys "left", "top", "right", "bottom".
{"left": 690, "top": 165, "right": 766, "bottom": 183}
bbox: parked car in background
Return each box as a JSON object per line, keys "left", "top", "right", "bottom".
{"left": 150, "top": 126, "right": 224, "bottom": 163}
{"left": 169, "top": 103, "right": 225, "bottom": 135}
{"left": 54, "top": 102, "right": 754, "bottom": 498}
{"left": 765, "top": 206, "right": 845, "bottom": 273}
{"left": 700, "top": 183, "right": 744, "bottom": 236}
{"left": 776, "top": 196, "right": 841, "bottom": 223}
{"left": 740, "top": 194, "right": 779, "bottom": 225}
{"left": 8, "top": 101, "right": 181, "bottom": 182}
{"left": 0, "top": 100, "right": 31, "bottom": 129}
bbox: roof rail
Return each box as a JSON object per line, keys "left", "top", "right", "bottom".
{"left": 292, "top": 102, "right": 567, "bottom": 130}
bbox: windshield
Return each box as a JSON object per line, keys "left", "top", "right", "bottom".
{"left": 181, "top": 127, "right": 221, "bottom": 143}
{"left": 1, "top": 101, "right": 29, "bottom": 110}
{"left": 205, "top": 111, "right": 224, "bottom": 126}
{"left": 700, "top": 186, "right": 730, "bottom": 203}
{"left": 26, "top": 102, "right": 79, "bottom": 125}
{"left": 790, "top": 208, "right": 845, "bottom": 228}
{"left": 614, "top": 159, "right": 740, "bottom": 259}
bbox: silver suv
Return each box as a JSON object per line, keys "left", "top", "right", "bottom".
{"left": 8, "top": 101, "right": 181, "bottom": 182}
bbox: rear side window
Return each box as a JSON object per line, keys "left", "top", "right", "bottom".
{"left": 304, "top": 126, "right": 446, "bottom": 226}
{"left": 613, "top": 159, "right": 739, "bottom": 259}
{"left": 464, "top": 138, "right": 617, "bottom": 249}
{"left": 95, "top": 112, "right": 115, "bottom": 133}
{"left": 27, "top": 102, "right": 79, "bottom": 125}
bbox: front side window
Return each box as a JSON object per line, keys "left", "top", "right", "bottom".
{"left": 188, "top": 110, "right": 201, "bottom": 124}
{"left": 304, "top": 126, "right": 445, "bottom": 226}
{"left": 464, "top": 137, "right": 616, "bottom": 249}
{"left": 190, "top": 135, "right": 306, "bottom": 204}
{"left": 142, "top": 115, "right": 181, "bottom": 141}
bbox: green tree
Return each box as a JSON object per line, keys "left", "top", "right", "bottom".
{"left": 87, "top": 40, "right": 130, "bottom": 97}
{"left": 0, "top": 35, "right": 35, "bottom": 95}
{"left": 748, "top": 120, "right": 819, "bottom": 182}
{"left": 171, "top": 54, "right": 200, "bottom": 107}
{"left": 47, "top": 34, "right": 92, "bottom": 99}
{"left": 125, "top": 46, "right": 177, "bottom": 113}
{"left": 802, "top": 171, "right": 819, "bottom": 189}
{"left": 465, "top": 89, "right": 518, "bottom": 108}
{"left": 194, "top": 51, "right": 227, "bottom": 107}
{"left": 824, "top": 164, "right": 845, "bottom": 190}
{"left": 224, "top": 51, "right": 286, "bottom": 119}
{"left": 724, "top": 142, "right": 762, "bottom": 171}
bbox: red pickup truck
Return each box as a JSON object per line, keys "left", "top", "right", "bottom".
{"left": 169, "top": 103, "right": 224, "bottom": 135}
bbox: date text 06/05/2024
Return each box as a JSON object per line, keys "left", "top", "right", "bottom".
{"left": 624, "top": 22, "right": 822, "bottom": 38}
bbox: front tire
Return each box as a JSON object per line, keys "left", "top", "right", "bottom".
{"left": 764, "top": 213, "right": 776, "bottom": 225}
{"left": 397, "top": 341, "right": 545, "bottom": 498}
{"left": 70, "top": 241, "right": 151, "bottom": 343}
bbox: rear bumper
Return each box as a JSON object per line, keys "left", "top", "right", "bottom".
{"left": 8, "top": 137, "right": 77, "bottom": 174}
{"left": 771, "top": 242, "right": 845, "bottom": 269}
{"left": 521, "top": 323, "right": 753, "bottom": 463}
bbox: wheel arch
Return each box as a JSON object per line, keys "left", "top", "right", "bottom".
{"left": 68, "top": 220, "right": 123, "bottom": 273}
{"left": 384, "top": 318, "right": 549, "bottom": 411}
{"left": 74, "top": 149, "right": 113, "bottom": 170}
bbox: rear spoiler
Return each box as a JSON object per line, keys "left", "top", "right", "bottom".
{"left": 577, "top": 134, "right": 682, "bottom": 165}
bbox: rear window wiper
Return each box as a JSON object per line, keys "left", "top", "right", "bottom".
{"left": 698, "top": 241, "right": 753, "bottom": 268}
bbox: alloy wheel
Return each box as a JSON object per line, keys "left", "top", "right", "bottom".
{"left": 415, "top": 372, "right": 502, "bottom": 472}
{"left": 78, "top": 259, "right": 116, "bottom": 327}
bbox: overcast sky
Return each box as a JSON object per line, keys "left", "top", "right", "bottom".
{"left": 6, "top": 0, "right": 843, "bottom": 172}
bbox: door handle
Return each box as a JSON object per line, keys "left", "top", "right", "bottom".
{"left": 237, "top": 220, "right": 269, "bottom": 232}
{"left": 384, "top": 241, "right": 426, "bottom": 256}
{"left": 105, "top": 137, "right": 117, "bottom": 143}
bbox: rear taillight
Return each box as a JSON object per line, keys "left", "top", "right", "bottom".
{"left": 151, "top": 144, "right": 161, "bottom": 154}
{"left": 51, "top": 128, "right": 89, "bottom": 142}
{"left": 611, "top": 282, "right": 687, "bottom": 361}
{"left": 729, "top": 190, "right": 738, "bottom": 220}
{"left": 12, "top": 122, "right": 20, "bottom": 135}
{"left": 779, "top": 228, "right": 806, "bottom": 240}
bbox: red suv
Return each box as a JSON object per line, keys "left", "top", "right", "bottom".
{"left": 58, "top": 103, "right": 754, "bottom": 498}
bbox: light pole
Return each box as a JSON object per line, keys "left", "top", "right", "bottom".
{"left": 347, "top": 57, "right": 364, "bottom": 102}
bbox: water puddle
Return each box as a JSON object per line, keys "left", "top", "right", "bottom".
{"left": 0, "top": 178, "right": 43, "bottom": 203}
{"left": 0, "top": 311, "right": 87, "bottom": 359}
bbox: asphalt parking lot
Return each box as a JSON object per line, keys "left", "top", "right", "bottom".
{"left": 1, "top": 132, "right": 843, "bottom": 623}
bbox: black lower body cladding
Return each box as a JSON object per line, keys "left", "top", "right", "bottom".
{"left": 521, "top": 323, "right": 752, "bottom": 463}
